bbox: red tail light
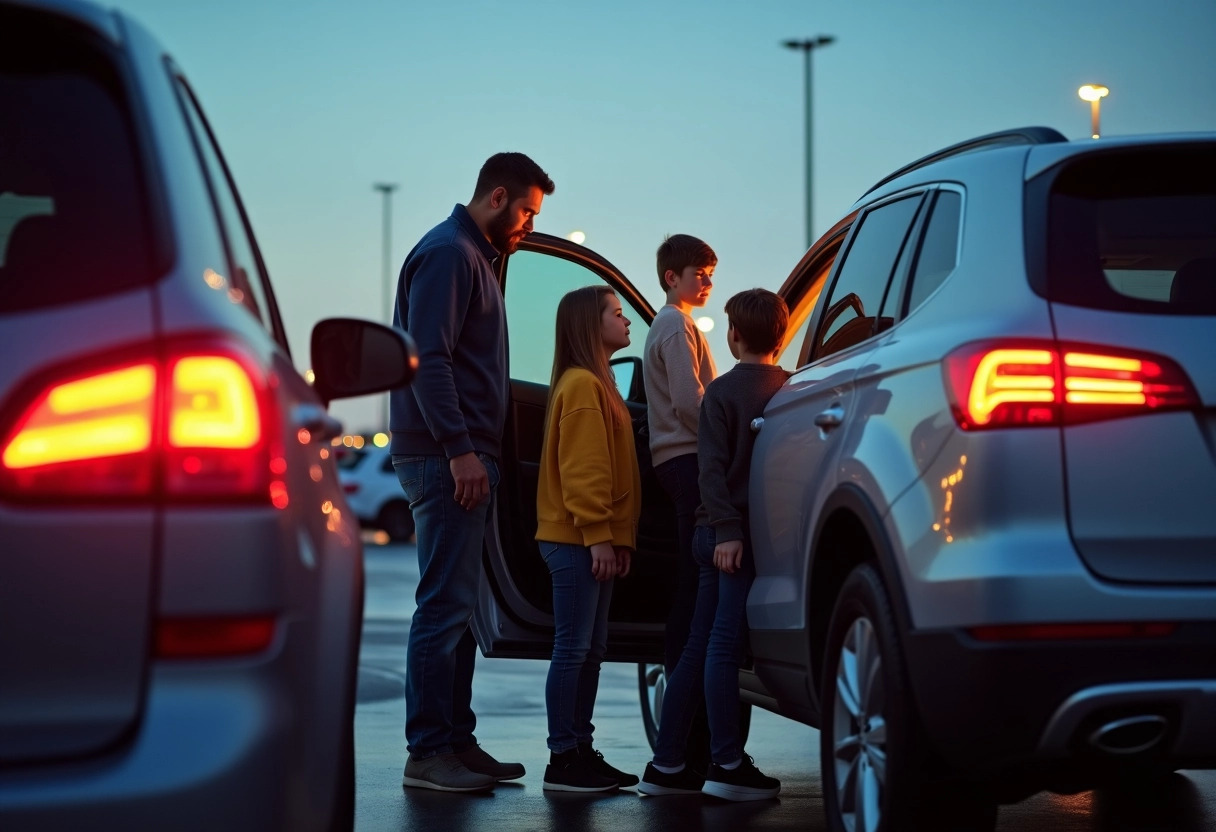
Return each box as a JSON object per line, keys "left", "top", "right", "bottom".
{"left": 155, "top": 616, "right": 277, "bottom": 658}
{"left": 343, "top": 482, "right": 359, "bottom": 494}
{"left": 943, "top": 340, "right": 1198, "bottom": 429}
{"left": 0, "top": 341, "right": 285, "bottom": 504}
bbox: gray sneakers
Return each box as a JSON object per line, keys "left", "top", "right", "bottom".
{"left": 402, "top": 752, "right": 496, "bottom": 792}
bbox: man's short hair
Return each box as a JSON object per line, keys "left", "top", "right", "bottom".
{"left": 656, "top": 233, "right": 717, "bottom": 291}
{"left": 725, "top": 288, "right": 789, "bottom": 356}
{"left": 472, "top": 152, "right": 555, "bottom": 200}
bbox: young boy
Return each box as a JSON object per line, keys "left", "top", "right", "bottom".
{"left": 643, "top": 233, "right": 717, "bottom": 771}
{"left": 639, "top": 288, "right": 790, "bottom": 801}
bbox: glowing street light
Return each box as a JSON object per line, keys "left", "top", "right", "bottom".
{"left": 1078, "top": 84, "right": 1109, "bottom": 139}
{"left": 567, "top": 230, "right": 586, "bottom": 245}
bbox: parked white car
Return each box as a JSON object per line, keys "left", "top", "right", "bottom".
{"left": 337, "top": 441, "right": 414, "bottom": 541}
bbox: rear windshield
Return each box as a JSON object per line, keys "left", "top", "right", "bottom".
{"left": 1043, "top": 145, "right": 1216, "bottom": 315}
{"left": 0, "top": 10, "right": 157, "bottom": 314}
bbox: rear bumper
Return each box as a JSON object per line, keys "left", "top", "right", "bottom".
{"left": 0, "top": 663, "right": 295, "bottom": 831}
{"left": 904, "top": 622, "right": 1216, "bottom": 784}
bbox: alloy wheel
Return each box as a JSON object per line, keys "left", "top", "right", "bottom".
{"left": 831, "top": 616, "right": 887, "bottom": 832}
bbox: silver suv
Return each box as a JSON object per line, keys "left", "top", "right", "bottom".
{"left": 748, "top": 126, "right": 1215, "bottom": 829}
{"left": 469, "top": 126, "right": 1214, "bottom": 831}
{"left": 0, "top": 2, "right": 415, "bottom": 829}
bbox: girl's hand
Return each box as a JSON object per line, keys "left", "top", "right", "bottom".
{"left": 615, "top": 547, "right": 632, "bottom": 578}
{"left": 714, "top": 540, "right": 743, "bottom": 574}
{"left": 590, "top": 542, "right": 618, "bottom": 582}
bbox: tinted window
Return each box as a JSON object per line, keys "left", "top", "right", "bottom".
{"left": 503, "top": 249, "right": 649, "bottom": 390}
{"left": 0, "top": 15, "right": 156, "bottom": 313}
{"left": 906, "top": 190, "right": 962, "bottom": 314}
{"left": 174, "top": 77, "right": 279, "bottom": 335}
{"left": 814, "top": 195, "right": 921, "bottom": 360}
{"left": 1045, "top": 147, "right": 1216, "bottom": 315}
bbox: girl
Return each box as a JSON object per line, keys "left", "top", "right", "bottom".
{"left": 536, "top": 286, "right": 641, "bottom": 792}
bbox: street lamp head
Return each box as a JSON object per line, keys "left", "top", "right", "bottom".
{"left": 816, "top": 35, "right": 836, "bottom": 46}
{"left": 373, "top": 182, "right": 399, "bottom": 193}
{"left": 1078, "top": 84, "right": 1109, "bottom": 102}
{"left": 783, "top": 35, "right": 836, "bottom": 52}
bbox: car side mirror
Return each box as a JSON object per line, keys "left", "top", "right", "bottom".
{"left": 309, "top": 318, "right": 418, "bottom": 405}
{"left": 610, "top": 355, "right": 646, "bottom": 403}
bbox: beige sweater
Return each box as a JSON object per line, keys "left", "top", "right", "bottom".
{"left": 642, "top": 305, "right": 717, "bottom": 467}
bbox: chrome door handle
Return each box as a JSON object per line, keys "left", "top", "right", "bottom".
{"left": 750, "top": 417, "right": 764, "bottom": 433}
{"left": 292, "top": 404, "right": 344, "bottom": 442}
{"left": 813, "top": 406, "right": 844, "bottom": 429}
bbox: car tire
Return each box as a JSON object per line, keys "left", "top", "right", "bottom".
{"left": 820, "top": 563, "right": 996, "bottom": 832}
{"left": 377, "top": 500, "right": 415, "bottom": 542}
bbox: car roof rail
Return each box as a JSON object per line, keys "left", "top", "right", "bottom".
{"left": 863, "top": 126, "right": 1068, "bottom": 196}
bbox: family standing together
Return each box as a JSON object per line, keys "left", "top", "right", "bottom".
{"left": 389, "top": 152, "right": 790, "bottom": 801}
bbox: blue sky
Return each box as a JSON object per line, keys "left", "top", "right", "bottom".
{"left": 107, "top": 0, "right": 1216, "bottom": 432}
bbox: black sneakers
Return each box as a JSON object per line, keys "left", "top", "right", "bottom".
{"left": 701, "top": 755, "right": 780, "bottom": 801}
{"left": 542, "top": 748, "right": 618, "bottom": 792}
{"left": 580, "top": 743, "right": 640, "bottom": 788}
{"left": 638, "top": 762, "right": 705, "bottom": 795}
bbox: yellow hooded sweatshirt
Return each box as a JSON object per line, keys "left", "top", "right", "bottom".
{"left": 535, "top": 368, "right": 641, "bottom": 549}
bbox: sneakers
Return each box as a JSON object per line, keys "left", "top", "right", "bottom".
{"left": 701, "top": 755, "right": 780, "bottom": 801}
{"left": 638, "top": 761, "right": 705, "bottom": 795}
{"left": 542, "top": 748, "right": 618, "bottom": 792}
{"left": 456, "top": 744, "right": 526, "bottom": 782}
{"left": 579, "top": 743, "right": 639, "bottom": 788}
{"left": 402, "top": 752, "right": 496, "bottom": 793}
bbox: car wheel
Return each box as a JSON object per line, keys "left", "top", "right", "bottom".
{"left": 821, "top": 563, "right": 995, "bottom": 832}
{"left": 638, "top": 662, "right": 665, "bottom": 751}
{"left": 377, "top": 500, "right": 414, "bottom": 542}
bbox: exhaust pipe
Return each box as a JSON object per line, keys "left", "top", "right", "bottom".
{"left": 1087, "top": 715, "right": 1169, "bottom": 755}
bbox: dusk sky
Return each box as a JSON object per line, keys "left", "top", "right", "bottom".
{"left": 107, "top": 0, "right": 1216, "bottom": 432}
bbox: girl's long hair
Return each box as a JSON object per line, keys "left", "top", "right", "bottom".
{"left": 549, "top": 285, "right": 629, "bottom": 427}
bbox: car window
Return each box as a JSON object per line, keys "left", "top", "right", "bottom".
{"left": 0, "top": 31, "right": 157, "bottom": 313}
{"left": 904, "top": 190, "right": 963, "bottom": 315}
{"left": 503, "top": 249, "right": 650, "bottom": 391}
{"left": 782, "top": 238, "right": 843, "bottom": 371}
{"left": 813, "top": 195, "right": 922, "bottom": 361}
{"left": 173, "top": 75, "right": 288, "bottom": 345}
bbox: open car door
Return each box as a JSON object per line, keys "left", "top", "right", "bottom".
{"left": 472, "top": 233, "right": 679, "bottom": 662}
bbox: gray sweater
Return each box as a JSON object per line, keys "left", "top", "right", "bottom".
{"left": 642, "top": 305, "right": 717, "bottom": 467}
{"left": 694, "top": 363, "right": 790, "bottom": 543}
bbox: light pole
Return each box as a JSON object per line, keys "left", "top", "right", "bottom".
{"left": 783, "top": 35, "right": 835, "bottom": 249}
{"left": 374, "top": 182, "right": 398, "bottom": 430}
{"left": 1078, "top": 84, "right": 1109, "bottom": 139}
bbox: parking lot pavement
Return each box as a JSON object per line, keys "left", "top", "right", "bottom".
{"left": 356, "top": 541, "right": 1216, "bottom": 832}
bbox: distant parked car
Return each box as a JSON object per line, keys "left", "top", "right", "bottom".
{"left": 0, "top": 2, "right": 415, "bottom": 830}
{"left": 337, "top": 441, "right": 415, "bottom": 541}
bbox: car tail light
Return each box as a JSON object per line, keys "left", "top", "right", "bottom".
{"left": 943, "top": 340, "right": 1199, "bottom": 429}
{"left": 154, "top": 615, "right": 276, "bottom": 658}
{"left": 343, "top": 482, "right": 359, "bottom": 494}
{"left": 0, "top": 340, "right": 285, "bottom": 504}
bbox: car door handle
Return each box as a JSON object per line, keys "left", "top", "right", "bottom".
{"left": 750, "top": 417, "right": 764, "bottom": 433}
{"left": 813, "top": 406, "right": 845, "bottom": 429}
{"left": 292, "top": 404, "right": 344, "bottom": 442}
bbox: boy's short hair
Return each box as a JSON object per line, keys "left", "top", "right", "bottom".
{"left": 655, "top": 234, "right": 717, "bottom": 292}
{"left": 725, "top": 288, "right": 789, "bottom": 356}
{"left": 472, "top": 152, "right": 555, "bottom": 200}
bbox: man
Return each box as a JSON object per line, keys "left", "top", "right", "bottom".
{"left": 390, "top": 152, "right": 555, "bottom": 792}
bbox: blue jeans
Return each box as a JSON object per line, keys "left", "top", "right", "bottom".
{"left": 654, "top": 524, "right": 754, "bottom": 767}
{"left": 654, "top": 454, "right": 700, "bottom": 673}
{"left": 540, "top": 541, "right": 614, "bottom": 753}
{"left": 393, "top": 453, "right": 499, "bottom": 759}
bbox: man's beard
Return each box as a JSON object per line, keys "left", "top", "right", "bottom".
{"left": 486, "top": 211, "right": 521, "bottom": 254}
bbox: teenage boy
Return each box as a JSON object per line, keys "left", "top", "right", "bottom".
{"left": 642, "top": 234, "right": 717, "bottom": 769}
{"left": 639, "top": 288, "right": 789, "bottom": 801}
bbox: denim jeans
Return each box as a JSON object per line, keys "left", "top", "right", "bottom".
{"left": 653, "top": 453, "right": 700, "bottom": 673}
{"left": 654, "top": 524, "right": 754, "bottom": 767}
{"left": 393, "top": 452, "right": 499, "bottom": 759}
{"left": 539, "top": 541, "right": 614, "bottom": 753}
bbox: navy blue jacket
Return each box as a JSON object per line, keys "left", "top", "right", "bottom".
{"left": 389, "top": 204, "right": 507, "bottom": 459}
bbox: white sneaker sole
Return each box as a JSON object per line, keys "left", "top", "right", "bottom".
{"left": 402, "top": 775, "right": 494, "bottom": 793}
{"left": 701, "top": 780, "right": 780, "bottom": 801}
{"left": 638, "top": 781, "right": 703, "bottom": 796}
{"left": 542, "top": 780, "right": 618, "bottom": 792}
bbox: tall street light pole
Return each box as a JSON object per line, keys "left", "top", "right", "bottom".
{"left": 783, "top": 35, "right": 835, "bottom": 249}
{"left": 374, "top": 182, "right": 399, "bottom": 431}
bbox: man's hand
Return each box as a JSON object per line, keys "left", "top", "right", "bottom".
{"left": 714, "top": 539, "right": 744, "bottom": 574}
{"left": 590, "top": 542, "right": 618, "bottom": 582}
{"left": 449, "top": 452, "right": 489, "bottom": 511}
{"left": 615, "top": 546, "right": 632, "bottom": 579}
